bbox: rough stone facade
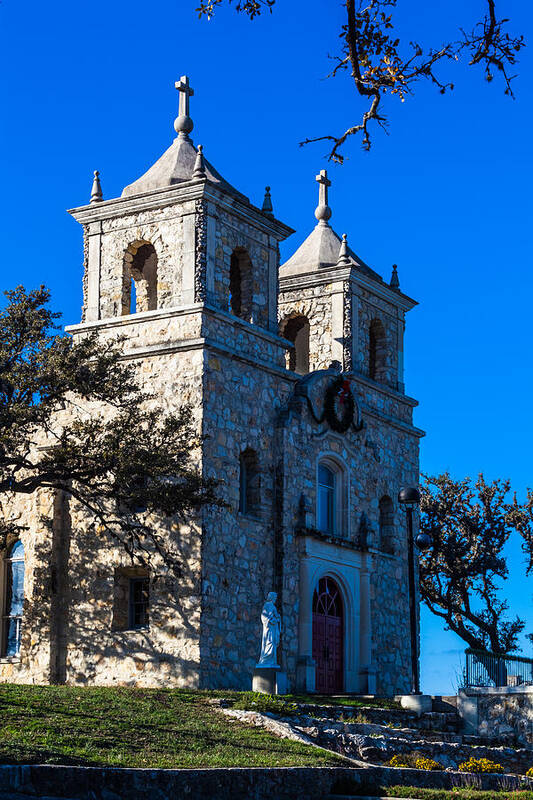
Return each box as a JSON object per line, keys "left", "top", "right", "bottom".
{"left": 0, "top": 90, "right": 423, "bottom": 695}
{"left": 459, "top": 687, "right": 533, "bottom": 745}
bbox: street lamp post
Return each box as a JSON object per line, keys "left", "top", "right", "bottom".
{"left": 398, "top": 487, "right": 431, "bottom": 695}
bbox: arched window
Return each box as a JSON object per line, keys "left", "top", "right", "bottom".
{"left": 229, "top": 248, "right": 253, "bottom": 322}
{"left": 122, "top": 241, "right": 158, "bottom": 315}
{"left": 369, "top": 318, "right": 387, "bottom": 382}
{"left": 239, "top": 448, "right": 260, "bottom": 517}
{"left": 2, "top": 541, "right": 25, "bottom": 657}
{"left": 317, "top": 462, "right": 338, "bottom": 534}
{"left": 281, "top": 315, "right": 310, "bottom": 374}
{"left": 379, "top": 495, "right": 395, "bottom": 554}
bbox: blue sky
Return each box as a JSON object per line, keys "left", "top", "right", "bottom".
{"left": 1, "top": 0, "right": 532, "bottom": 695}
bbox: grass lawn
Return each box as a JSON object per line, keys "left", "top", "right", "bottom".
{"left": 0, "top": 684, "right": 347, "bottom": 769}
{"left": 374, "top": 790, "right": 533, "bottom": 799}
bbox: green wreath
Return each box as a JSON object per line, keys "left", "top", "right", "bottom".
{"left": 324, "top": 377, "right": 355, "bottom": 433}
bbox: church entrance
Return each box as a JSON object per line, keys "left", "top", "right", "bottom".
{"left": 312, "top": 576, "right": 344, "bottom": 693}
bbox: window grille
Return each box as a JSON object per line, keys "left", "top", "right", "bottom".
{"left": 128, "top": 577, "right": 149, "bottom": 629}
{"left": 2, "top": 541, "right": 24, "bottom": 657}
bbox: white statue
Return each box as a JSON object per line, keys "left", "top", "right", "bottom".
{"left": 257, "top": 591, "right": 281, "bottom": 668}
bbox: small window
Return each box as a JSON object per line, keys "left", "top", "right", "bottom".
{"left": 112, "top": 567, "right": 149, "bottom": 631}
{"left": 379, "top": 495, "right": 395, "bottom": 554}
{"left": 229, "top": 248, "right": 253, "bottom": 322}
{"left": 2, "top": 540, "right": 25, "bottom": 657}
{"left": 129, "top": 577, "right": 149, "bottom": 629}
{"left": 239, "top": 448, "right": 260, "bottom": 517}
{"left": 317, "top": 464, "right": 336, "bottom": 534}
{"left": 369, "top": 318, "right": 387, "bottom": 382}
{"left": 281, "top": 315, "right": 310, "bottom": 374}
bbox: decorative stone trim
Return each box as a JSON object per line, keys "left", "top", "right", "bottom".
{"left": 81, "top": 225, "right": 89, "bottom": 323}
{"left": 194, "top": 199, "right": 207, "bottom": 302}
{"left": 342, "top": 280, "right": 352, "bottom": 372}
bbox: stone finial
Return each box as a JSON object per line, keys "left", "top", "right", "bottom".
{"left": 390, "top": 263, "right": 400, "bottom": 290}
{"left": 337, "top": 233, "right": 351, "bottom": 267}
{"left": 90, "top": 170, "right": 103, "bottom": 203}
{"left": 192, "top": 144, "right": 206, "bottom": 179}
{"left": 314, "top": 169, "right": 332, "bottom": 225}
{"left": 262, "top": 186, "right": 274, "bottom": 217}
{"left": 174, "top": 75, "right": 195, "bottom": 139}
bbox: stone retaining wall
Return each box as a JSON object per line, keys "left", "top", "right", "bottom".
{"left": 0, "top": 765, "right": 532, "bottom": 800}
{"left": 458, "top": 687, "right": 533, "bottom": 744}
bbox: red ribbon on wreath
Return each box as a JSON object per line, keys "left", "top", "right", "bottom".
{"left": 338, "top": 378, "right": 351, "bottom": 405}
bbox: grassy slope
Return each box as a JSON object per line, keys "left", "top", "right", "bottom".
{"left": 0, "top": 685, "right": 347, "bottom": 769}
{"left": 379, "top": 790, "right": 533, "bottom": 800}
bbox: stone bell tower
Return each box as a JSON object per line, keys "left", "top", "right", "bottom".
{"left": 278, "top": 170, "right": 416, "bottom": 392}
{"left": 62, "top": 78, "right": 296, "bottom": 690}
{"left": 72, "top": 76, "right": 292, "bottom": 331}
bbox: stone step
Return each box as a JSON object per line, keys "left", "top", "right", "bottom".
{"left": 294, "top": 703, "right": 462, "bottom": 733}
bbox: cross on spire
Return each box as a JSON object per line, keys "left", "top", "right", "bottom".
{"left": 175, "top": 75, "right": 194, "bottom": 118}
{"left": 314, "top": 169, "right": 332, "bottom": 225}
{"left": 174, "top": 75, "right": 195, "bottom": 138}
{"left": 316, "top": 169, "right": 331, "bottom": 206}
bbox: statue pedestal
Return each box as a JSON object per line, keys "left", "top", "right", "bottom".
{"left": 252, "top": 666, "right": 287, "bottom": 695}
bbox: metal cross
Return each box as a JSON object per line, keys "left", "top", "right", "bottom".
{"left": 175, "top": 76, "right": 194, "bottom": 118}
{"left": 316, "top": 169, "right": 331, "bottom": 207}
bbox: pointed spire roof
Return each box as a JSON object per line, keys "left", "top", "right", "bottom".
{"left": 336, "top": 233, "right": 351, "bottom": 267}
{"left": 280, "top": 171, "right": 382, "bottom": 282}
{"left": 90, "top": 170, "right": 103, "bottom": 203}
{"left": 121, "top": 76, "right": 245, "bottom": 199}
{"left": 390, "top": 263, "right": 400, "bottom": 290}
{"left": 262, "top": 186, "right": 274, "bottom": 217}
{"left": 192, "top": 145, "right": 206, "bottom": 179}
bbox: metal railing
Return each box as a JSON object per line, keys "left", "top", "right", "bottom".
{"left": 465, "top": 648, "right": 533, "bottom": 688}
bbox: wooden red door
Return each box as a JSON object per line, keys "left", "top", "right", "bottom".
{"left": 312, "top": 577, "right": 344, "bottom": 693}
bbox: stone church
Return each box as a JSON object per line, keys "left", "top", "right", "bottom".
{"left": 0, "top": 77, "right": 423, "bottom": 695}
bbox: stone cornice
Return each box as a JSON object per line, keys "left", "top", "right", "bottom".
{"left": 68, "top": 180, "right": 294, "bottom": 241}
{"left": 115, "top": 335, "right": 295, "bottom": 383}
{"left": 351, "top": 371, "right": 419, "bottom": 408}
{"left": 65, "top": 304, "right": 205, "bottom": 334}
{"left": 361, "top": 403, "right": 425, "bottom": 439}
{"left": 279, "top": 266, "right": 417, "bottom": 312}
{"left": 202, "top": 303, "right": 291, "bottom": 350}
{"left": 65, "top": 303, "right": 291, "bottom": 352}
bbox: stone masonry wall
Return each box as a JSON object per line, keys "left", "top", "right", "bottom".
{"left": 199, "top": 323, "right": 294, "bottom": 688}
{"left": 460, "top": 688, "right": 533, "bottom": 744}
{"left": 277, "top": 377, "right": 419, "bottom": 695}
{"left": 0, "top": 310, "right": 207, "bottom": 688}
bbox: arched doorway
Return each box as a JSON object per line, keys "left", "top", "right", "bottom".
{"left": 312, "top": 576, "right": 344, "bottom": 693}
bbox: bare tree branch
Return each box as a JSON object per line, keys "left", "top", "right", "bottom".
{"left": 197, "top": 0, "right": 525, "bottom": 161}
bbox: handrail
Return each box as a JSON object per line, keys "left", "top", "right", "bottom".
{"left": 464, "top": 648, "right": 533, "bottom": 688}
